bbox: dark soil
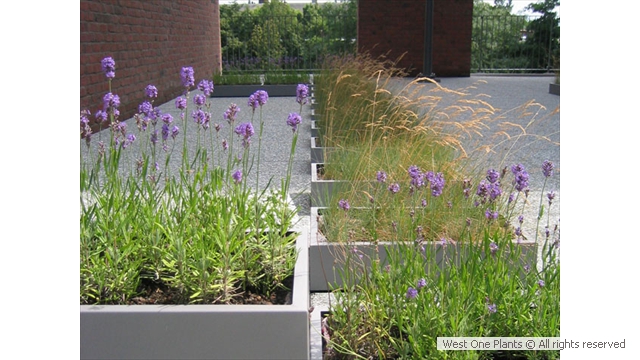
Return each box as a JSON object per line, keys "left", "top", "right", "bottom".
{"left": 86, "top": 276, "right": 294, "bottom": 306}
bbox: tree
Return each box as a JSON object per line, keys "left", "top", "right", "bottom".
{"left": 472, "top": 0, "right": 530, "bottom": 71}
{"left": 524, "top": 0, "right": 560, "bottom": 70}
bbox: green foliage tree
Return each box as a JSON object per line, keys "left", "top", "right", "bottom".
{"left": 472, "top": 0, "right": 530, "bottom": 71}
{"left": 523, "top": 0, "right": 560, "bottom": 70}
{"left": 219, "top": 0, "right": 356, "bottom": 71}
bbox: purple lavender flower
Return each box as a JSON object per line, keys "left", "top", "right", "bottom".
{"left": 192, "top": 109, "right": 207, "bottom": 125}
{"left": 488, "top": 182, "right": 502, "bottom": 201}
{"left": 486, "top": 168, "right": 500, "bottom": 184}
{"left": 122, "top": 134, "right": 136, "bottom": 149}
{"left": 193, "top": 94, "right": 206, "bottom": 107}
{"left": 103, "top": 92, "right": 120, "bottom": 110}
{"left": 421, "top": 198, "right": 427, "bottom": 207}
{"left": 198, "top": 79, "right": 214, "bottom": 96}
{"left": 222, "top": 139, "right": 228, "bottom": 150}
{"left": 255, "top": 90, "right": 268, "bottom": 106}
{"left": 248, "top": 93, "right": 259, "bottom": 112}
{"left": 162, "top": 124, "right": 170, "bottom": 141}
{"left": 489, "top": 242, "right": 498, "bottom": 255}
{"left": 162, "top": 113, "right": 173, "bottom": 125}
{"left": 514, "top": 170, "right": 529, "bottom": 192}
{"left": 542, "top": 160, "right": 554, "bottom": 178}
{"left": 408, "top": 165, "right": 421, "bottom": 179}
{"left": 138, "top": 100, "right": 153, "bottom": 117}
{"left": 296, "top": 84, "right": 309, "bottom": 105}
{"left": 487, "top": 303, "right": 497, "bottom": 314}
{"left": 180, "top": 66, "right": 195, "bottom": 88}
{"left": 524, "top": 264, "right": 531, "bottom": 273}
{"left": 352, "top": 246, "right": 363, "bottom": 259}
{"left": 376, "top": 170, "right": 387, "bottom": 183}
{"left": 547, "top": 191, "right": 556, "bottom": 205}
{"left": 287, "top": 112, "right": 302, "bottom": 132}
{"left": 511, "top": 163, "right": 526, "bottom": 175}
{"left": 235, "top": 122, "right": 255, "bottom": 147}
{"left": 417, "top": 278, "right": 427, "bottom": 290}
{"left": 515, "top": 227, "right": 523, "bottom": 237}
{"left": 430, "top": 172, "right": 445, "bottom": 197}
{"left": 406, "top": 287, "right": 418, "bottom": 299}
{"left": 476, "top": 180, "right": 489, "bottom": 200}
{"left": 388, "top": 183, "right": 400, "bottom": 194}
{"left": 232, "top": 169, "right": 242, "bottom": 184}
{"left": 145, "top": 84, "right": 158, "bottom": 98}
{"left": 485, "top": 208, "right": 493, "bottom": 220}
{"left": 150, "top": 130, "right": 158, "bottom": 145}
{"left": 537, "top": 279, "right": 545, "bottom": 288}
{"left": 508, "top": 193, "right": 515, "bottom": 203}
{"left": 101, "top": 57, "right": 116, "bottom": 79}
{"left": 95, "top": 110, "right": 108, "bottom": 123}
{"left": 171, "top": 125, "right": 179, "bottom": 139}
{"left": 214, "top": 123, "right": 222, "bottom": 132}
{"left": 80, "top": 110, "right": 90, "bottom": 126}
{"left": 518, "top": 215, "right": 524, "bottom": 224}
{"left": 224, "top": 103, "right": 240, "bottom": 123}
{"left": 175, "top": 97, "right": 187, "bottom": 110}
{"left": 234, "top": 122, "right": 255, "bottom": 138}
{"left": 338, "top": 199, "right": 350, "bottom": 211}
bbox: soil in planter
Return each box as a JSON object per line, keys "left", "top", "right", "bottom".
{"left": 106, "top": 275, "right": 294, "bottom": 306}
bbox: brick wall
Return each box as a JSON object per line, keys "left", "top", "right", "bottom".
{"left": 80, "top": 0, "right": 222, "bottom": 123}
{"left": 357, "top": 0, "right": 472, "bottom": 77}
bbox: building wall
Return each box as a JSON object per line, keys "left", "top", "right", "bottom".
{"left": 80, "top": 0, "right": 222, "bottom": 123}
{"left": 357, "top": 0, "right": 472, "bottom": 77}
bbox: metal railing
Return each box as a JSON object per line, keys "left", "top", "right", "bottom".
{"left": 472, "top": 14, "right": 560, "bottom": 73}
{"left": 221, "top": 14, "right": 356, "bottom": 73}
{"left": 221, "top": 12, "right": 559, "bottom": 74}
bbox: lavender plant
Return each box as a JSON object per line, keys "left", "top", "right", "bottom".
{"left": 323, "top": 160, "right": 560, "bottom": 360}
{"left": 80, "top": 57, "right": 301, "bottom": 304}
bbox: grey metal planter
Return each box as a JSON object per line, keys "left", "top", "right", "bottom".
{"left": 80, "top": 231, "right": 310, "bottom": 360}
{"left": 310, "top": 163, "right": 350, "bottom": 207}
{"left": 310, "top": 137, "right": 335, "bottom": 164}
{"left": 309, "top": 207, "right": 537, "bottom": 292}
{"left": 549, "top": 83, "right": 560, "bottom": 95}
{"left": 211, "top": 84, "right": 298, "bottom": 98}
{"left": 310, "top": 121, "right": 320, "bottom": 139}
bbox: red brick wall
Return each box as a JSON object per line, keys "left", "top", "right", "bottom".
{"left": 357, "top": 0, "right": 472, "bottom": 77}
{"left": 80, "top": 0, "right": 222, "bottom": 123}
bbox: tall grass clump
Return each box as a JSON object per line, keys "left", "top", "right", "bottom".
{"left": 80, "top": 57, "right": 307, "bottom": 305}
{"left": 313, "top": 54, "right": 560, "bottom": 358}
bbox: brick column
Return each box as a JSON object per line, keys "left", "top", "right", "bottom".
{"left": 357, "top": 0, "right": 472, "bottom": 77}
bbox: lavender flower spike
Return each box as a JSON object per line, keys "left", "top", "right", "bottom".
{"left": 145, "top": 84, "right": 158, "bottom": 98}
{"left": 101, "top": 57, "right": 116, "bottom": 79}
{"left": 376, "top": 170, "right": 387, "bottom": 183}
{"left": 338, "top": 199, "right": 350, "bottom": 211}
{"left": 406, "top": 287, "right": 418, "bottom": 299}
{"left": 542, "top": 160, "right": 555, "bottom": 178}
{"left": 296, "top": 84, "right": 309, "bottom": 105}
{"left": 287, "top": 112, "right": 302, "bottom": 132}
{"left": 256, "top": 90, "right": 268, "bottom": 106}
{"left": 180, "top": 66, "right": 195, "bottom": 88}
{"left": 487, "top": 303, "right": 497, "bottom": 314}
{"left": 198, "top": 79, "right": 214, "bottom": 96}
{"left": 232, "top": 169, "right": 242, "bottom": 184}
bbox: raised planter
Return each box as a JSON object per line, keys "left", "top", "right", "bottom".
{"left": 310, "top": 138, "right": 336, "bottom": 164}
{"left": 549, "top": 83, "right": 560, "bottom": 95}
{"left": 211, "top": 84, "right": 298, "bottom": 98}
{"left": 80, "top": 231, "right": 310, "bottom": 360}
{"left": 310, "top": 163, "right": 350, "bottom": 207}
{"left": 310, "top": 121, "right": 320, "bottom": 139}
{"left": 309, "top": 207, "right": 537, "bottom": 292}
